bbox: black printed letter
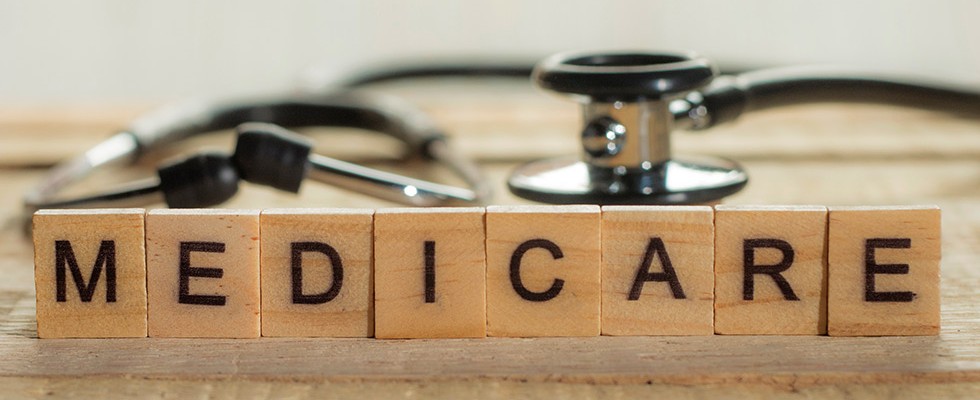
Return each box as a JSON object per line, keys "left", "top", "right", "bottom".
{"left": 291, "top": 241, "right": 344, "bottom": 304}
{"left": 865, "top": 238, "right": 915, "bottom": 302}
{"left": 54, "top": 240, "right": 116, "bottom": 302}
{"left": 628, "top": 237, "right": 686, "bottom": 300}
{"left": 424, "top": 241, "right": 436, "bottom": 303}
{"left": 509, "top": 239, "right": 565, "bottom": 302}
{"left": 179, "top": 241, "right": 226, "bottom": 306}
{"left": 742, "top": 239, "right": 799, "bottom": 301}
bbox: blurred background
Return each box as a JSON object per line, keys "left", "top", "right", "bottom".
{"left": 2, "top": 0, "right": 979, "bottom": 104}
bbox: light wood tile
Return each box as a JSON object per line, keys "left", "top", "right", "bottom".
{"left": 601, "top": 206, "right": 714, "bottom": 336}
{"left": 827, "top": 206, "right": 941, "bottom": 336}
{"left": 260, "top": 209, "right": 374, "bottom": 337}
{"left": 33, "top": 209, "right": 147, "bottom": 338}
{"left": 486, "top": 205, "right": 601, "bottom": 337}
{"left": 714, "top": 205, "right": 828, "bottom": 335}
{"left": 374, "top": 208, "right": 486, "bottom": 338}
{"left": 146, "top": 209, "right": 260, "bottom": 338}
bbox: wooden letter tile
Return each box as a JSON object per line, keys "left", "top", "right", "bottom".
{"left": 601, "top": 206, "right": 714, "bottom": 336}
{"left": 714, "top": 205, "right": 828, "bottom": 335}
{"left": 146, "top": 209, "right": 260, "bottom": 338}
{"left": 33, "top": 209, "right": 147, "bottom": 338}
{"left": 827, "top": 206, "right": 941, "bottom": 336}
{"left": 486, "top": 205, "right": 601, "bottom": 337}
{"left": 374, "top": 208, "right": 486, "bottom": 338}
{"left": 260, "top": 209, "right": 374, "bottom": 337}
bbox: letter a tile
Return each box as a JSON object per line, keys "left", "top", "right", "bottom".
{"left": 601, "top": 206, "right": 714, "bottom": 335}
{"left": 146, "top": 209, "right": 260, "bottom": 338}
{"left": 33, "top": 209, "right": 147, "bottom": 338}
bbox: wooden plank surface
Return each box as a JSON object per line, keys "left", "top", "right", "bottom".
{"left": 0, "top": 82, "right": 978, "bottom": 398}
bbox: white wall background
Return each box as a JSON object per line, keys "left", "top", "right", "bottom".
{"left": 1, "top": 0, "right": 978, "bottom": 103}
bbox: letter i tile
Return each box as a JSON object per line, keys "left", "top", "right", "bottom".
{"left": 374, "top": 208, "right": 486, "bottom": 339}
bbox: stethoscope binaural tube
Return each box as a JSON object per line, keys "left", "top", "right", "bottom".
{"left": 23, "top": 91, "right": 492, "bottom": 214}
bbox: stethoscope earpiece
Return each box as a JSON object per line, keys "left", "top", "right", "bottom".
{"left": 154, "top": 123, "right": 316, "bottom": 209}
{"left": 232, "top": 122, "right": 313, "bottom": 194}
{"left": 158, "top": 152, "right": 240, "bottom": 208}
{"left": 508, "top": 51, "right": 748, "bottom": 205}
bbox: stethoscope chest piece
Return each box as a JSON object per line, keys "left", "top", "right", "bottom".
{"left": 508, "top": 51, "right": 748, "bottom": 205}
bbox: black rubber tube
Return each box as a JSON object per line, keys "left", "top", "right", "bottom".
{"left": 338, "top": 63, "right": 535, "bottom": 88}
{"left": 127, "top": 93, "right": 445, "bottom": 159}
{"left": 702, "top": 68, "right": 980, "bottom": 127}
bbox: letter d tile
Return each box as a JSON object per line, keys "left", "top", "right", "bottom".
{"left": 260, "top": 209, "right": 374, "bottom": 337}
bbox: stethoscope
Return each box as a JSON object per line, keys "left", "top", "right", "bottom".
{"left": 24, "top": 50, "right": 980, "bottom": 212}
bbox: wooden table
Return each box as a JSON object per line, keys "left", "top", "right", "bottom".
{"left": 1, "top": 82, "right": 978, "bottom": 398}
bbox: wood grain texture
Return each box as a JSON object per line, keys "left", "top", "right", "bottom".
{"left": 260, "top": 209, "right": 374, "bottom": 338}
{"left": 374, "top": 208, "right": 486, "bottom": 339}
{"left": 146, "top": 209, "right": 261, "bottom": 338}
{"left": 827, "top": 206, "right": 941, "bottom": 336}
{"left": 486, "top": 205, "right": 601, "bottom": 337}
{"left": 714, "top": 206, "right": 828, "bottom": 335}
{"left": 32, "top": 209, "right": 147, "bottom": 338}
{"left": 601, "top": 206, "right": 714, "bottom": 336}
{"left": 0, "top": 97, "right": 978, "bottom": 398}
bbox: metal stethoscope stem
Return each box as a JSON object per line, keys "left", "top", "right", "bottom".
{"left": 306, "top": 142, "right": 480, "bottom": 207}
{"left": 509, "top": 52, "right": 749, "bottom": 204}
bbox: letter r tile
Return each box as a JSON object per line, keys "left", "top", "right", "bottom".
{"left": 146, "top": 209, "right": 260, "bottom": 338}
{"left": 33, "top": 209, "right": 147, "bottom": 338}
{"left": 485, "top": 205, "right": 601, "bottom": 337}
{"left": 714, "top": 205, "right": 828, "bottom": 335}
